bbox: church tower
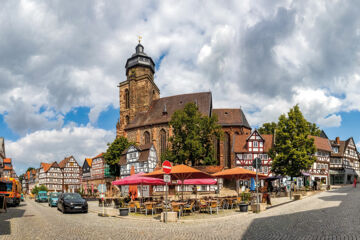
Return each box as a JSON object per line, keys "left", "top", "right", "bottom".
{"left": 116, "top": 41, "right": 160, "bottom": 137}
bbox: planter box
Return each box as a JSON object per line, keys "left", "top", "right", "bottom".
{"left": 251, "top": 203, "right": 267, "bottom": 213}
{"left": 160, "top": 212, "right": 178, "bottom": 222}
{"left": 119, "top": 208, "right": 129, "bottom": 216}
{"left": 293, "top": 194, "right": 301, "bottom": 200}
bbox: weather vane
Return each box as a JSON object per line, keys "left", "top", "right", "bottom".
{"left": 138, "top": 35, "right": 142, "bottom": 43}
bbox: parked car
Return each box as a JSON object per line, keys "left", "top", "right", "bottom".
{"left": 48, "top": 192, "right": 61, "bottom": 207}
{"left": 57, "top": 193, "right": 88, "bottom": 214}
{"left": 36, "top": 191, "right": 48, "bottom": 203}
{"left": 21, "top": 193, "right": 24, "bottom": 202}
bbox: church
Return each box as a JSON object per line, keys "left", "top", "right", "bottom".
{"left": 116, "top": 42, "right": 252, "bottom": 169}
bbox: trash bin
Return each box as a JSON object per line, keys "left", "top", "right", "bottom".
{"left": 119, "top": 208, "right": 129, "bottom": 216}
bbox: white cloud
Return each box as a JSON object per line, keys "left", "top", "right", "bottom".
{"left": 6, "top": 125, "right": 115, "bottom": 171}
{"left": 0, "top": 1, "right": 360, "bottom": 140}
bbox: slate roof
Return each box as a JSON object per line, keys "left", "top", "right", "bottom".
{"left": 125, "top": 92, "right": 212, "bottom": 130}
{"left": 212, "top": 109, "right": 251, "bottom": 129}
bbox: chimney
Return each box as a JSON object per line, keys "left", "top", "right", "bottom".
{"left": 335, "top": 137, "right": 340, "bottom": 144}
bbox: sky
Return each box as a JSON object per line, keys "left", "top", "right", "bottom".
{"left": 1, "top": 0, "right": 360, "bottom": 175}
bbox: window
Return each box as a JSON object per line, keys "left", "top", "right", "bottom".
{"left": 213, "top": 137, "right": 220, "bottom": 162}
{"left": 253, "top": 141, "right": 258, "bottom": 147}
{"left": 332, "top": 147, "right": 339, "bottom": 153}
{"left": 125, "top": 89, "right": 130, "bottom": 109}
{"left": 125, "top": 115, "right": 130, "bottom": 125}
{"left": 224, "top": 132, "right": 231, "bottom": 168}
{"left": 160, "top": 129, "right": 167, "bottom": 157}
{"left": 144, "top": 131, "right": 150, "bottom": 144}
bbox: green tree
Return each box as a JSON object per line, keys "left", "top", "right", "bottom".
{"left": 269, "top": 105, "right": 317, "bottom": 179}
{"left": 103, "top": 136, "right": 135, "bottom": 176}
{"left": 163, "top": 103, "right": 223, "bottom": 166}
{"left": 31, "top": 185, "right": 48, "bottom": 195}
{"left": 26, "top": 167, "right": 35, "bottom": 172}
{"left": 259, "top": 117, "right": 321, "bottom": 136}
{"left": 258, "top": 122, "right": 277, "bottom": 135}
{"left": 19, "top": 174, "right": 24, "bottom": 182}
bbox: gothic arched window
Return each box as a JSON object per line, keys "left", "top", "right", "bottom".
{"left": 125, "top": 115, "right": 130, "bottom": 125}
{"left": 213, "top": 137, "right": 221, "bottom": 163}
{"left": 224, "top": 132, "right": 231, "bottom": 168}
{"left": 160, "top": 129, "right": 167, "bottom": 156}
{"left": 125, "top": 89, "right": 130, "bottom": 109}
{"left": 144, "top": 131, "right": 150, "bottom": 144}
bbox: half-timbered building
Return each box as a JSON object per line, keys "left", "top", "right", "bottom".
{"left": 234, "top": 130, "right": 274, "bottom": 176}
{"left": 329, "top": 137, "right": 360, "bottom": 185}
{"left": 39, "top": 162, "right": 63, "bottom": 192}
{"left": 307, "top": 136, "right": 332, "bottom": 185}
{"left": 0, "top": 137, "right": 5, "bottom": 177}
{"left": 3, "top": 158, "right": 13, "bottom": 178}
{"left": 119, "top": 143, "right": 158, "bottom": 178}
{"left": 59, "top": 156, "right": 81, "bottom": 192}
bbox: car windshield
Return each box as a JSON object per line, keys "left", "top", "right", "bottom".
{"left": 50, "top": 193, "right": 60, "bottom": 198}
{"left": 63, "top": 193, "right": 82, "bottom": 200}
{"left": 39, "top": 193, "right": 47, "bottom": 197}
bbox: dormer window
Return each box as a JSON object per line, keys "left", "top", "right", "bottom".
{"left": 333, "top": 147, "right": 339, "bottom": 153}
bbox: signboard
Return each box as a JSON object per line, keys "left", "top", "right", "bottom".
{"left": 162, "top": 161, "right": 172, "bottom": 174}
{"left": 138, "top": 185, "right": 150, "bottom": 197}
{"left": 252, "top": 157, "right": 262, "bottom": 169}
{"left": 164, "top": 174, "right": 171, "bottom": 183}
{"left": 98, "top": 184, "right": 106, "bottom": 193}
{"left": 100, "top": 193, "right": 105, "bottom": 199}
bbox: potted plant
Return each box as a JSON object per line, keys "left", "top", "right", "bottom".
{"left": 239, "top": 192, "right": 250, "bottom": 212}
{"left": 119, "top": 196, "right": 131, "bottom": 216}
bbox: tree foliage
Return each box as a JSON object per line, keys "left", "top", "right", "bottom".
{"left": 163, "top": 103, "right": 223, "bottom": 166}
{"left": 269, "top": 105, "right": 317, "bottom": 178}
{"left": 31, "top": 185, "right": 48, "bottom": 195}
{"left": 259, "top": 117, "right": 321, "bottom": 136}
{"left": 103, "top": 136, "right": 135, "bottom": 176}
{"left": 26, "top": 167, "right": 35, "bottom": 173}
{"left": 258, "top": 122, "right": 277, "bottom": 135}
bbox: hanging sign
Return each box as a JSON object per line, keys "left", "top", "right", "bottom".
{"left": 164, "top": 174, "right": 171, "bottom": 183}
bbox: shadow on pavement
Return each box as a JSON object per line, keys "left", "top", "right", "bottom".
{"left": 242, "top": 187, "right": 360, "bottom": 239}
{"left": 0, "top": 208, "right": 26, "bottom": 235}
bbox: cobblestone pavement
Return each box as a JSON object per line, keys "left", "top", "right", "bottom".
{"left": 1, "top": 186, "right": 360, "bottom": 240}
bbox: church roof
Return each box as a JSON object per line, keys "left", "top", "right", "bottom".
{"left": 125, "top": 92, "right": 212, "bottom": 130}
{"left": 212, "top": 109, "right": 251, "bottom": 129}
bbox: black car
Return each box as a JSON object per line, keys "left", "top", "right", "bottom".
{"left": 57, "top": 193, "right": 88, "bottom": 214}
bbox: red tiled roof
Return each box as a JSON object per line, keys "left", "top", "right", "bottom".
{"left": 41, "top": 163, "right": 51, "bottom": 173}
{"left": 125, "top": 92, "right": 212, "bottom": 130}
{"left": 59, "top": 156, "right": 72, "bottom": 168}
{"left": 234, "top": 134, "right": 274, "bottom": 153}
{"left": 309, "top": 136, "right": 332, "bottom": 152}
{"left": 4, "top": 165, "right": 12, "bottom": 170}
{"left": 92, "top": 153, "right": 104, "bottom": 159}
{"left": 212, "top": 109, "right": 251, "bottom": 128}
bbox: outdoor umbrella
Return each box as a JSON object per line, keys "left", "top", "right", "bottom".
{"left": 212, "top": 167, "right": 267, "bottom": 195}
{"left": 112, "top": 172, "right": 165, "bottom": 203}
{"left": 145, "top": 164, "right": 213, "bottom": 199}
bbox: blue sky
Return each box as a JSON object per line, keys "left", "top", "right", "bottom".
{"left": 1, "top": 0, "right": 360, "bottom": 175}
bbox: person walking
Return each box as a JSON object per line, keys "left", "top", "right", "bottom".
{"left": 354, "top": 178, "right": 357, "bottom": 188}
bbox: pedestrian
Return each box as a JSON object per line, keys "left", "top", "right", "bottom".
{"left": 354, "top": 178, "right": 357, "bottom": 188}
{"left": 313, "top": 180, "right": 317, "bottom": 191}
